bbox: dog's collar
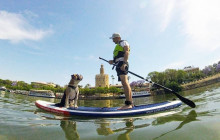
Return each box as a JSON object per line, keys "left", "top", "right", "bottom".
{"left": 68, "top": 85, "right": 77, "bottom": 89}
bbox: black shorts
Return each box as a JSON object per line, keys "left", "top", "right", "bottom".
{"left": 116, "top": 61, "right": 129, "bottom": 81}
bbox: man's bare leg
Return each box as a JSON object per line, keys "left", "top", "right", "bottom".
{"left": 118, "top": 75, "right": 133, "bottom": 110}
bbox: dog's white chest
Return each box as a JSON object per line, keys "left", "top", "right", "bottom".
{"left": 69, "top": 87, "right": 78, "bottom": 100}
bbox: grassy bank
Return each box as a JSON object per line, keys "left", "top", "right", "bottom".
{"left": 181, "top": 73, "right": 220, "bottom": 90}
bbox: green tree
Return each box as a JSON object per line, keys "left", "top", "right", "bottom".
{"left": 84, "top": 84, "right": 91, "bottom": 88}
{"left": 148, "top": 71, "right": 160, "bottom": 83}
{"left": 176, "top": 70, "right": 187, "bottom": 84}
{"left": 109, "top": 87, "right": 121, "bottom": 94}
{"left": 165, "top": 69, "right": 177, "bottom": 83}
{"left": 165, "top": 81, "right": 182, "bottom": 92}
{"left": 95, "top": 87, "right": 105, "bottom": 94}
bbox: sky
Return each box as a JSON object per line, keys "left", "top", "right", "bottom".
{"left": 1, "top": 0, "right": 220, "bottom": 87}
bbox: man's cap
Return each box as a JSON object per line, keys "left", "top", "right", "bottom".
{"left": 109, "top": 33, "right": 121, "bottom": 39}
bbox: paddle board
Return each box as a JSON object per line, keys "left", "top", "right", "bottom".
{"left": 35, "top": 100, "right": 182, "bottom": 117}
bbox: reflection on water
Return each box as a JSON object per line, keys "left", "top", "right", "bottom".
{"left": 1, "top": 83, "right": 220, "bottom": 140}
{"left": 95, "top": 118, "right": 150, "bottom": 140}
{"left": 152, "top": 110, "right": 198, "bottom": 126}
{"left": 152, "top": 110, "right": 198, "bottom": 140}
{"left": 96, "top": 119, "right": 114, "bottom": 136}
{"left": 60, "top": 120, "right": 80, "bottom": 140}
{"left": 114, "top": 119, "right": 149, "bottom": 140}
{"left": 0, "top": 91, "right": 5, "bottom": 97}
{"left": 114, "top": 119, "right": 135, "bottom": 140}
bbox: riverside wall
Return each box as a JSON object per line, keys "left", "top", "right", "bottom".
{"left": 181, "top": 73, "right": 220, "bottom": 91}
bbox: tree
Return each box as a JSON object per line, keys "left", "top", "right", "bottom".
{"left": 130, "top": 81, "right": 137, "bottom": 87}
{"left": 3, "top": 79, "right": 12, "bottom": 86}
{"left": 136, "top": 80, "right": 145, "bottom": 88}
{"left": 157, "top": 72, "right": 166, "bottom": 85}
{"left": 165, "top": 81, "right": 182, "bottom": 92}
{"left": 165, "top": 69, "right": 178, "bottom": 83}
{"left": 130, "top": 81, "right": 137, "bottom": 90}
{"left": 203, "top": 65, "right": 214, "bottom": 76}
{"left": 81, "top": 88, "right": 90, "bottom": 95}
{"left": 176, "top": 70, "right": 187, "bottom": 84}
{"left": 95, "top": 87, "right": 105, "bottom": 94}
{"left": 84, "top": 84, "right": 91, "bottom": 88}
{"left": 148, "top": 71, "right": 160, "bottom": 83}
{"left": 109, "top": 87, "right": 121, "bottom": 94}
{"left": 216, "top": 64, "right": 220, "bottom": 72}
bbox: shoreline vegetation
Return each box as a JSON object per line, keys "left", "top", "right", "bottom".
{"left": 181, "top": 73, "right": 220, "bottom": 91}
{"left": 1, "top": 73, "right": 220, "bottom": 100}
{"left": 147, "top": 62, "right": 220, "bottom": 94}
{"left": 1, "top": 60, "right": 220, "bottom": 99}
{"left": 150, "top": 73, "right": 220, "bottom": 95}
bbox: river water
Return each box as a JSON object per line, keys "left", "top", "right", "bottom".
{"left": 1, "top": 83, "right": 220, "bottom": 140}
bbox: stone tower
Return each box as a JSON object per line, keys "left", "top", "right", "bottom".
{"left": 95, "top": 64, "right": 109, "bottom": 87}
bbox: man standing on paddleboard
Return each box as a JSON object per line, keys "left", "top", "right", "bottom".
{"left": 108, "top": 33, "right": 133, "bottom": 110}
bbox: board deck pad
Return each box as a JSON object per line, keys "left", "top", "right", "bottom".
{"left": 35, "top": 100, "right": 182, "bottom": 117}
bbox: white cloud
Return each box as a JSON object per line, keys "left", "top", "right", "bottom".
{"left": 180, "top": 0, "right": 220, "bottom": 52}
{"left": 0, "top": 11, "right": 52, "bottom": 43}
{"left": 152, "top": 0, "right": 176, "bottom": 32}
{"left": 150, "top": 0, "right": 220, "bottom": 72}
{"left": 139, "top": 1, "right": 148, "bottom": 9}
{"left": 160, "top": 0, "right": 175, "bottom": 32}
{"left": 153, "top": 0, "right": 220, "bottom": 52}
{"left": 161, "top": 61, "right": 186, "bottom": 71}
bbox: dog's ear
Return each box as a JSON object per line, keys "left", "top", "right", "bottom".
{"left": 79, "top": 75, "right": 83, "bottom": 80}
{"left": 71, "top": 74, "right": 76, "bottom": 79}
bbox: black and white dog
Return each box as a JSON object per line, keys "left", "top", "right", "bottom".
{"left": 55, "top": 74, "right": 83, "bottom": 108}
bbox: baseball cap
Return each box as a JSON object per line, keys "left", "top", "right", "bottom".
{"left": 109, "top": 33, "right": 121, "bottom": 39}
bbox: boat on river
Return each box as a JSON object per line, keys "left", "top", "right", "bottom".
{"left": 0, "top": 86, "right": 6, "bottom": 91}
{"left": 119, "top": 91, "right": 151, "bottom": 98}
{"left": 29, "top": 90, "right": 55, "bottom": 98}
{"left": 35, "top": 100, "right": 182, "bottom": 117}
{"left": 15, "top": 90, "right": 29, "bottom": 95}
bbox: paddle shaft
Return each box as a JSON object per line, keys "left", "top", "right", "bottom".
{"left": 99, "top": 57, "right": 196, "bottom": 108}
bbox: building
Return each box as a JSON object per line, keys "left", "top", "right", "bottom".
{"left": 31, "top": 82, "right": 56, "bottom": 88}
{"left": 183, "top": 66, "right": 199, "bottom": 74}
{"left": 95, "top": 64, "right": 109, "bottom": 87}
{"left": 0, "top": 86, "right": 6, "bottom": 91}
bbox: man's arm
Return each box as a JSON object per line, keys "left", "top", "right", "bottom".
{"left": 120, "top": 45, "right": 129, "bottom": 71}
{"left": 123, "top": 45, "right": 129, "bottom": 63}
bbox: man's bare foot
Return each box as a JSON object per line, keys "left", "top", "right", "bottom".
{"left": 117, "top": 105, "right": 133, "bottom": 110}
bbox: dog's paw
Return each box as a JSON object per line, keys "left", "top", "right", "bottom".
{"left": 74, "top": 105, "right": 78, "bottom": 108}
{"left": 64, "top": 105, "right": 69, "bottom": 108}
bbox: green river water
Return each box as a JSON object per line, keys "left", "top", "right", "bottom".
{"left": 1, "top": 83, "right": 220, "bottom": 140}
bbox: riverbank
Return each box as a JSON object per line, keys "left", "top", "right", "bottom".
{"left": 8, "top": 73, "right": 220, "bottom": 100}
{"left": 79, "top": 93, "right": 121, "bottom": 100}
{"left": 182, "top": 73, "right": 220, "bottom": 91}
{"left": 55, "top": 93, "right": 121, "bottom": 100}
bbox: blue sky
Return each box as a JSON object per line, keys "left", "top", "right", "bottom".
{"left": 1, "top": 0, "right": 220, "bottom": 87}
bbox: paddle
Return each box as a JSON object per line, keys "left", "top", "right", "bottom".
{"left": 99, "top": 57, "right": 196, "bottom": 108}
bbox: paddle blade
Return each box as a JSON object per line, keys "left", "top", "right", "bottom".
{"left": 154, "top": 83, "right": 196, "bottom": 108}
{"left": 173, "top": 92, "right": 196, "bottom": 108}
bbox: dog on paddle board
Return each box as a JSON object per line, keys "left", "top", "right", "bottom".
{"left": 55, "top": 74, "right": 83, "bottom": 108}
